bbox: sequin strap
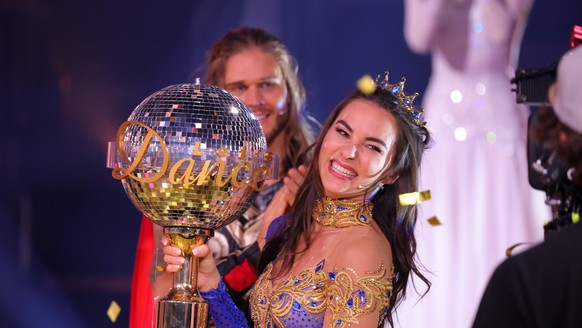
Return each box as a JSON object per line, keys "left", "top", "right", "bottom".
{"left": 200, "top": 278, "right": 250, "bottom": 328}
{"left": 326, "top": 263, "right": 393, "bottom": 327}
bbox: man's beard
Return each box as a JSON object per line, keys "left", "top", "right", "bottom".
{"left": 266, "top": 113, "right": 288, "bottom": 144}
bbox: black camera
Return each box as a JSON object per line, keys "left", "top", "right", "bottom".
{"left": 526, "top": 112, "right": 580, "bottom": 238}
{"left": 511, "top": 64, "right": 557, "bottom": 106}
{"left": 512, "top": 25, "right": 582, "bottom": 238}
{"left": 511, "top": 25, "right": 582, "bottom": 106}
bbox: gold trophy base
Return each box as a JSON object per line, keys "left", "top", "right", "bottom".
{"left": 157, "top": 298, "right": 209, "bottom": 328}
{"left": 156, "top": 228, "right": 213, "bottom": 328}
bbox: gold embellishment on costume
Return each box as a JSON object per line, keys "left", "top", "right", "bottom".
{"left": 398, "top": 190, "right": 431, "bottom": 205}
{"left": 249, "top": 262, "right": 271, "bottom": 327}
{"left": 327, "top": 264, "right": 393, "bottom": 327}
{"left": 249, "top": 260, "right": 393, "bottom": 328}
{"left": 313, "top": 198, "right": 373, "bottom": 228}
{"left": 249, "top": 260, "right": 328, "bottom": 327}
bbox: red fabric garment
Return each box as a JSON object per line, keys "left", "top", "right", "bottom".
{"left": 129, "top": 217, "right": 155, "bottom": 328}
{"left": 223, "top": 257, "right": 258, "bottom": 292}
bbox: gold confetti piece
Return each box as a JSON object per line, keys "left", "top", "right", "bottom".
{"left": 357, "top": 74, "right": 377, "bottom": 95}
{"left": 505, "top": 242, "right": 531, "bottom": 257}
{"left": 156, "top": 265, "right": 166, "bottom": 272}
{"left": 427, "top": 216, "right": 441, "bottom": 226}
{"left": 107, "top": 300, "right": 121, "bottom": 323}
{"left": 572, "top": 212, "right": 580, "bottom": 224}
{"left": 399, "top": 190, "right": 431, "bottom": 205}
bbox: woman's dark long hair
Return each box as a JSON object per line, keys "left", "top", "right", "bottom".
{"left": 259, "top": 87, "right": 432, "bottom": 326}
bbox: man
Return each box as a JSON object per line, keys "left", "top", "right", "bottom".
{"left": 130, "top": 27, "right": 317, "bottom": 327}
{"left": 473, "top": 45, "right": 582, "bottom": 327}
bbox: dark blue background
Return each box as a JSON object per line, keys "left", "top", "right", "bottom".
{"left": 1, "top": 1, "right": 580, "bottom": 326}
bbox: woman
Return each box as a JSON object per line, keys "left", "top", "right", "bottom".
{"left": 163, "top": 73, "right": 431, "bottom": 327}
{"left": 130, "top": 27, "right": 316, "bottom": 327}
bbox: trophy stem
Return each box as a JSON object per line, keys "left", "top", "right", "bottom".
{"left": 157, "top": 227, "right": 213, "bottom": 328}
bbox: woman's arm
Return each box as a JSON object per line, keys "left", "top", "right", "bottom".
{"left": 478, "top": 0, "right": 532, "bottom": 47}
{"left": 200, "top": 278, "right": 250, "bottom": 328}
{"left": 404, "top": 0, "right": 445, "bottom": 54}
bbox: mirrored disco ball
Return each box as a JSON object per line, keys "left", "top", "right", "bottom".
{"left": 114, "top": 82, "right": 268, "bottom": 230}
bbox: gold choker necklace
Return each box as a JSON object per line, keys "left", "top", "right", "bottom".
{"left": 313, "top": 197, "right": 373, "bottom": 228}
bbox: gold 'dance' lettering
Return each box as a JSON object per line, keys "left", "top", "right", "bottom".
{"left": 249, "top": 165, "right": 269, "bottom": 190}
{"left": 112, "top": 121, "right": 270, "bottom": 191}
{"left": 112, "top": 121, "right": 169, "bottom": 183}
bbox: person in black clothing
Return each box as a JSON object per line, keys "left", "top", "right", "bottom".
{"left": 473, "top": 222, "right": 582, "bottom": 327}
{"left": 473, "top": 45, "right": 582, "bottom": 327}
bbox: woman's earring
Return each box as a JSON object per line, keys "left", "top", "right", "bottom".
{"left": 359, "top": 183, "right": 383, "bottom": 190}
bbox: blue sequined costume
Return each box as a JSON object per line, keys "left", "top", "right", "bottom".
{"left": 201, "top": 216, "right": 393, "bottom": 328}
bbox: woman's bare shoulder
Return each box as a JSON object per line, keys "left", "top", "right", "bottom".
{"left": 329, "top": 226, "right": 392, "bottom": 274}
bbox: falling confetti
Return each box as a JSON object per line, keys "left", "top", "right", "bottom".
{"left": 107, "top": 300, "right": 121, "bottom": 323}
{"left": 357, "top": 74, "right": 377, "bottom": 95}
{"left": 505, "top": 242, "right": 531, "bottom": 257}
{"left": 572, "top": 212, "right": 580, "bottom": 224}
{"left": 427, "top": 216, "right": 442, "bottom": 226}
{"left": 399, "top": 190, "right": 431, "bottom": 205}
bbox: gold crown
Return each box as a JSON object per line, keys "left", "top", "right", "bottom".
{"left": 375, "top": 71, "right": 426, "bottom": 127}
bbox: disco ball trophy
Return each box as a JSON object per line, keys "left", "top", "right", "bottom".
{"left": 108, "top": 80, "right": 277, "bottom": 328}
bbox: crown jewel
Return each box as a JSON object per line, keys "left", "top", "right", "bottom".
{"left": 375, "top": 71, "right": 426, "bottom": 127}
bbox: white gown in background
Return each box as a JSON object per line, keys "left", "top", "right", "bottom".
{"left": 395, "top": 0, "right": 548, "bottom": 327}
